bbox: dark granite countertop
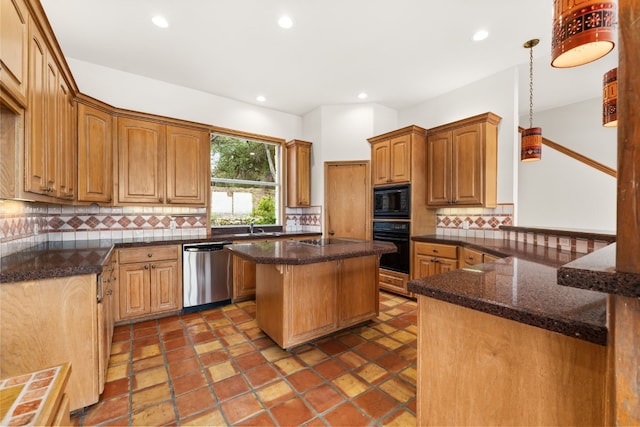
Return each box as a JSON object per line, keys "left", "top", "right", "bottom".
{"left": 225, "top": 238, "right": 397, "bottom": 265}
{"left": 408, "top": 235, "right": 608, "bottom": 346}
{"left": 0, "top": 231, "right": 321, "bottom": 283}
{"left": 558, "top": 243, "right": 640, "bottom": 298}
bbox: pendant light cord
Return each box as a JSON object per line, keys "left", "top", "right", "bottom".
{"left": 529, "top": 45, "right": 534, "bottom": 129}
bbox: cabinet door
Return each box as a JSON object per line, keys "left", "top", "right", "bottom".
{"left": 437, "top": 257, "right": 458, "bottom": 273}
{"left": 451, "top": 123, "right": 483, "bottom": 205}
{"left": 286, "top": 140, "right": 312, "bottom": 207}
{"left": 150, "top": 260, "right": 181, "bottom": 313}
{"left": 389, "top": 135, "right": 411, "bottom": 183}
{"left": 426, "top": 131, "right": 452, "bottom": 206}
{"left": 233, "top": 255, "right": 257, "bottom": 300}
{"left": 379, "top": 269, "right": 409, "bottom": 296}
{"left": 339, "top": 256, "right": 378, "bottom": 326}
{"left": 56, "top": 78, "right": 75, "bottom": 200}
{"left": 1, "top": 0, "right": 29, "bottom": 105}
{"left": 371, "top": 141, "right": 391, "bottom": 185}
{"left": 166, "top": 125, "right": 208, "bottom": 206}
{"left": 118, "top": 263, "right": 151, "bottom": 319}
{"left": 414, "top": 254, "right": 437, "bottom": 279}
{"left": 77, "top": 103, "right": 113, "bottom": 203}
{"left": 25, "top": 22, "right": 47, "bottom": 195}
{"left": 117, "top": 117, "right": 164, "bottom": 204}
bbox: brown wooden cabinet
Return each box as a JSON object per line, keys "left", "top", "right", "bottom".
{"left": 413, "top": 242, "right": 458, "bottom": 279}
{"left": 77, "top": 100, "right": 114, "bottom": 203}
{"left": 117, "top": 117, "right": 208, "bottom": 206}
{"left": 1, "top": 0, "right": 30, "bottom": 106}
{"left": 379, "top": 269, "right": 410, "bottom": 296}
{"left": 426, "top": 112, "right": 501, "bottom": 207}
{"left": 460, "top": 246, "right": 503, "bottom": 267}
{"left": 0, "top": 274, "right": 101, "bottom": 411}
{"left": 56, "top": 76, "right": 75, "bottom": 200}
{"left": 117, "top": 117, "right": 165, "bottom": 204}
{"left": 370, "top": 133, "right": 412, "bottom": 185}
{"left": 166, "top": 125, "right": 209, "bottom": 205}
{"left": 256, "top": 254, "right": 379, "bottom": 348}
{"left": 286, "top": 139, "right": 312, "bottom": 207}
{"left": 116, "top": 245, "right": 181, "bottom": 322}
{"left": 97, "top": 252, "right": 116, "bottom": 393}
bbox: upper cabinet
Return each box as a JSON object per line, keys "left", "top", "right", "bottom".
{"left": 1, "top": 0, "right": 30, "bottom": 106}
{"left": 426, "top": 112, "right": 501, "bottom": 208}
{"left": 166, "top": 125, "right": 209, "bottom": 206}
{"left": 117, "top": 116, "right": 209, "bottom": 207}
{"left": 286, "top": 139, "right": 312, "bottom": 207}
{"left": 370, "top": 133, "right": 412, "bottom": 185}
{"left": 77, "top": 99, "right": 114, "bottom": 203}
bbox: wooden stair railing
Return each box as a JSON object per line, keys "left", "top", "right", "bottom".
{"left": 517, "top": 126, "right": 617, "bottom": 178}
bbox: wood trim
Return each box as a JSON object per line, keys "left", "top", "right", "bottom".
{"left": 426, "top": 112, "right": 502, "bottom": 135}
{"left": 209, "top": 125, "right": 286, "bottom": 145}
{"left": 518, "top": 126, "right": 617, "bottom": 178}
{"left": 367, "top": 125, "right": 426, "bottom": 144}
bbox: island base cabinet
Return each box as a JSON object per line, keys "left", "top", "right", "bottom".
{"left": 0, "top": 275, "right": 100, "bottom": 412}
{"left": 256, "top": 256, "right": 380, "bottom": 349}
{"left": 417, "top": 296, "right": 606, "bottom": 426}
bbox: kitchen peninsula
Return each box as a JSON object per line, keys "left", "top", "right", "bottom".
{"left": 225, "top": 238, "right": 396, "bottom": 348}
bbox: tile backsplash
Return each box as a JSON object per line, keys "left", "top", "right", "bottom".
{"left": 435, "top": 204, "right": 514, "bottom": 239}
{"left": 0, "top": 201, "right": 207, "bottom": 258}
{"left": 284, "top": 205, "right": 322, "bottom": 233}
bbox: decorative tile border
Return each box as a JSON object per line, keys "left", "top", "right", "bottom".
{"left": 435, "top": 204, "right": 514, "bottom": 239}
{"left": 284, "top": 206, "right": 322, "bottom": 233}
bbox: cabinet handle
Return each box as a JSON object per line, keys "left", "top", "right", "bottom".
{"left": 151, "top": 264, "right": 156, "bottom": 269}
{"left": 106, "top": 289, "right": 113, "bottom": 296}
{"left": 144, "top": 265, "right": 149, "bottom": 270}
{"left": 147, "top": 253, "right": 153, "bottom": 258}
{"left": 159, "top": 197, "right": 163, "bottom": 203}
{"left": 167, "top": 197, "right": 171, "bottom": 203}
{"left": 432, "top": 249, "right": 438, "bottom": 253}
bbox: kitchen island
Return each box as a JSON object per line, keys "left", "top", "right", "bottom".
{"left": 408, "top": 233, "right": 609, "bottom": 426}
{"left": 225, "top": 238, "right": 396, "bottom": 348}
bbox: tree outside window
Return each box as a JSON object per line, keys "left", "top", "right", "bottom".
{"left": 210, "top": 134, "right": 280, "bottom": 226}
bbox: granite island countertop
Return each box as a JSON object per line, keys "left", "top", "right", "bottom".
{"left": 225, "top": 238, "right": 397, "bottom": 265}
{"left": 408, "top": 235, "right": 608, "bottom": 345}
{"left": 0, "top": 231, "right": 321, "bottom": 283}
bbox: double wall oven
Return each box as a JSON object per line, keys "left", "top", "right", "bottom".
{"left": 373, "top": 185, "right": 410, "bottom": 274}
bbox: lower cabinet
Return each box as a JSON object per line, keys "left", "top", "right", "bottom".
{"left": 413, "top": 242, "right": 458, "bottom": 279}
{"left": 116, "top": 245, "right": 182, "bottom": 322}
{"left": 379, "top": 269, "right": 410, "bottom": 296}
{"left": 98, "top": 252, "right": 117, "bottom": 393}
{"left": 460, "top": 246, "right": 503, "bottom": 267}
{"left": 256, "top": 255, "right": 379, "bottom": 349}
{"left": 0, "top": 275, "right": 101, "bottom": 411}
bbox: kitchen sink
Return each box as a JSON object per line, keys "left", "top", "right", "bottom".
{"left": 233, "top": 232, "right": 283, "bottom": 238}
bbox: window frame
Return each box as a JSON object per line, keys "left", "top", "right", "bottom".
{"left": 208, "top": 126, "right": 286, "bottom": 229}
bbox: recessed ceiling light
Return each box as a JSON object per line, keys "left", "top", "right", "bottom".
{"left": 278, "top": 15, "right": 293, "bottom": 29}
{"left": 473, "top": 30, "right": 489, "bottom": 41}
{"left": 152, "top": 15, "right": 169, "bottom": 28}
{"left": 357, "top": 92, "right": 368, "bottom": 100}
{"left": 256, "top": 95, "right": 266, "bottom": 102}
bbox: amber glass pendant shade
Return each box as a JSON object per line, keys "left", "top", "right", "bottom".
{"left": 603, "top": 67, "right": 617, "bottom": 127}
{"left": 551, "top": 0, "right": 617, "bottom": 68}
{"left": 521, "top": 127, "right": 542, "bottom": 162}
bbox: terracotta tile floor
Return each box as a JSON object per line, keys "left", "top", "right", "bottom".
{"left": 71, "top": 292, "right": 417, "bottom": 426}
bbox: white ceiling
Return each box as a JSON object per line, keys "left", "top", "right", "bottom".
{"left": 40, "top": 0, "right": 618, "bottom": 117}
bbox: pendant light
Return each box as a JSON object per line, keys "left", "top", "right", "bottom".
{"left": 521, "top": 39, "right": 542, "bottom": 162}
{"left": 602, "top": 67, "right": 617, "bottom": 127}
{"left": 551, "top": 0, "right": 617, "bottom": 68}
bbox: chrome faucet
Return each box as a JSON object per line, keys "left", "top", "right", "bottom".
{"left": 249, "top": 221, "right": 254, "bottom": 234}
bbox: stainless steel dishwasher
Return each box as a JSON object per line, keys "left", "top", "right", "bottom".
{"left": 182, "top": 242, "right": 232, "bottom": 312}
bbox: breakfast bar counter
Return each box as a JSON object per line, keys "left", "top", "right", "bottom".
{"left": 407, "top": 234, "right": 609, "bottom": 426}
{"left": 226, "top": 238, "right": 396, "bottom": 348}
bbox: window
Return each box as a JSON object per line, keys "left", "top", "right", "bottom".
{"left": 210, "top": 133, "right": 281, "bottom": 226}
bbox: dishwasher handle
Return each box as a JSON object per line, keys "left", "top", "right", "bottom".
{"left": 183, "top": 242, "right": 231, "bottom": 252}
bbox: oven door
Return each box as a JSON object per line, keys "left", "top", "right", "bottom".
{"left": 373, "top": 231, "right": 410, "bottom": 274}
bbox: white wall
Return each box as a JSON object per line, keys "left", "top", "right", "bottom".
{"left": 303, "top": 104, "right": 397, "bottom": 206}
{"left": 68, "top": 58, "right": 302, "bottom": 140}
{"left": 398, "top": 68, "right": 519, "bottom": 204}
{"left": 517, "top": 98, "right": 617, "bottom": 232}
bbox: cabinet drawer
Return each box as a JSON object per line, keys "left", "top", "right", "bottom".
{"left": 379, "top": 269, "right": 409, "bottom": 295}
{"left": 118, "top": 245, "right": 179, "bottom": 264}
{"left": 461, "top": 247, "right": 484, "bottom": 266}
{"left": 414, "top": 242, "right": 457, "bottom": 259}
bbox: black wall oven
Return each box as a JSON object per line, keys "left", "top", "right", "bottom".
{"left": 373, "top": 221, "right": 410, "bottom": 274}
{"left": 373, "top": 185, "right": 410, "bottom": 219}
